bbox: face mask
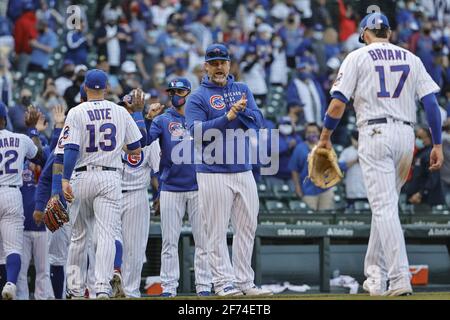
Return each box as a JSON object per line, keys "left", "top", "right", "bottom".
{"left": 21, "top": 96, "right": 32, "bottom": 106}
{"left": 313, "top": 32, "right": 323, "bottom": 40}
{"left": 171, "top": 94, "right": 187, "bottom": 108}
{"left": 306, "top": 134, "right": 319, "bottom": 144}
{"left": 273, "top": 40, "right": 282, "bottom": 48}
{"left": 76, "top": 74, "right": 85, "bottom": 83}
{"left": 212, "top": 0, "right": 223, "bottom": 9}
{"left": 415, "top": 138, "right": 424, "bottom": 149}
{"left": 64, "top": 70, "right": 74, "bottom": 78}
{"left": 279, "top": 124, "right": 292, "bottom": 135}
{"left": 298, "top": 72, "right": 311, "bottom": 81}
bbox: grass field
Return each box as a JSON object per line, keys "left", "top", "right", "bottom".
{"left": 143, "top": 292, "right": 450, "bottom": 300}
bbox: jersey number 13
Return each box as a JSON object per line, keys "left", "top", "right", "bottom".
{"left": 86, "top": 123, "right": 117, "bottom": 152}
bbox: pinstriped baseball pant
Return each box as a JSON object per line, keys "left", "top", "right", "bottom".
{"left": 197, "top": 171, "right": 259, "bottom": 293}
{"left": 160, "top": 190, "right": 212, "bottom": 294}
{"left": 358, "top": 123, "right": 414, "bottom": 291}
{"left": 65, "top": 170, "right": 121, "bottom": 296}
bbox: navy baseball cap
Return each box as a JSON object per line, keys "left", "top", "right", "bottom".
{"left": 359, "top": 12, "right": 390, "bottom": 43}
{"left": 166, "top": 77, "right": 191, "bottom": 92}
{"left": 0, "top": 101, "right": 7, "bottom": 118}
{"left": 85, "top": 69, "right": 108, "bottom": 90}
{"left": 205, "top": 43, "right": 230, "bottom": 62}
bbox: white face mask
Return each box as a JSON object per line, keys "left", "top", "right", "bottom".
{"left": 313, "top": 32, "right": 323, "bottom": 40}
{"left": 279, "top": 124, "right": 293, "bottom": 135}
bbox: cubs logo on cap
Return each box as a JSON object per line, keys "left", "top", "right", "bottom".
{"left": 168, "top": 122, "right": 185, "bottom": 137}
{"left": 209, "top": 95, "right": 225, "bottom": 110}
{"left": 124, "top": 150, "right": 144, "bottom": 167}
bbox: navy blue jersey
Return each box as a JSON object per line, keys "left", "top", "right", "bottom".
{"left": 148, "top": 107, "right": 197, "bottom": 192}
{"left": 185, "top": 75, "right": 264, "bottom": 173}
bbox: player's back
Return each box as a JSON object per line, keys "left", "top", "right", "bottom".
{"left": 0, "top": 129, "right": 37, "bottom": 187}
{"left": 335, "top": 42, "right": 439, "bottom": 126}
{"left": 66, "top": 100, "right": 138, "bottom": 169}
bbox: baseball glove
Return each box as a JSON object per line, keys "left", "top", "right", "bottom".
{"left": 43, "top": 197, "right": 69, "bottom": 232}
{"left": 307, "top": 146, "right": 344, "bottom": 189}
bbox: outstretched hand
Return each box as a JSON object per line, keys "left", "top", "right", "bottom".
{"left": 25, "top": 105, "right": 42, "bottom": 128}
{"left": 429, "top": 145, "right": 444, "bottom": 172}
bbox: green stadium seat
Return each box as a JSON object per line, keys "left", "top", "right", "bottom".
{"left": 257, "top": 181, "right": 273, "bottom": 199}
{"left": 265, "top": 200, "right": 289, "bottom": 213}
{"left": 273, "top": 183, "right": 295, "bottom": 200}
{"left": 432, "top": 204, "right": 450, "bottom": 215}
{"left": 288, "top": 200, "right": 313, "bottom": 214}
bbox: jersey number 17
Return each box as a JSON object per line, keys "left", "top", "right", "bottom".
{"left": 375, "top": 64, "right": 410, "bottom": 98}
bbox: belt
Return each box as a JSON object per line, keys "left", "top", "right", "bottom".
{"left": 0, "top": 185, "right": 18, "bottom": 188}
{"left": 75, "top": 166, "right": 117, "bottom": 172}
{"left": 122, "top": 190, "right": 130, "bottom": 193}
{"left": 367, "top": 117, "right": 413, "bottom": 126}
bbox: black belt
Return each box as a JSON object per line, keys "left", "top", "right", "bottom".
{"left": 75, "top": 166, "right": 117, "bottom": 172}
{"left": 0, "top": 185, "right": 18, "bottom": 188}
{"left": 122, "top": 190, "right": 130, "bottom": 193}
{"left": 367, "top": 118, "right": 413, "bottom": 126}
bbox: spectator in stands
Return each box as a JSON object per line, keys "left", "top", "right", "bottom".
{"left": 0, "top": 54, "right": 13, "bottom": 107}
{"left": 287, "top": 59, "right": 326, "bottom": 126}
{"left": 338, "top": 130, "right": 367, "bottom": 208}
{"left": 405, "top": 126, "right": 445, "bottom": 207}
{"left": 64, "top": 64, "right": 87, "bottom": 109}
{"left": 35, "top": 0, "right": 64, "bottom": 32}
{"left": 95, "top": 10, "right": 124, "bottom": 74}
{"left": 269, "top": 34, "right": 288, "bottom": 87}
{"left": 266, "top": 116, "right": 302, "bottom": 191}
{"left": 240, "top": 46, "right": 269, "bottom": 107}
{"left": 13, "top": 1, "right": 38, "bottom": 77}
{"left": 167, "top": 58, "right": 199, "bottom": 90}
{"left": 279, "top": 12, "right": 304, "bottom": 69}
{"left": 311, "top": 0, "right": 332, "bottom": 27}
{"left": 36, "top": 77, "right": 66, "bottom": 130}
{"left": 8, "top": 88, "right": 34, "bottom": 134}
{"left": 135, "top": 30, "right": 161, "bottom": 83}
{"left": 28, "top": 19, "right": 58, "bottom": 74}
{"left": 289, "top": 122, "right": 335, "bottom": 210}
{"left": 55, "top": 59, "right": 75, "bottom": 97}
{"left": 151, "top": 0, "right": 176, "bottom": 29}
{"left": 187, "top": 11, "right": 214, "bottom": 50}
{"left": 337, "top": 0, "right": 356, "bottom": 42}
{"left": 120, "top": 60, "right": 141, "bottom": 96}
{"left": 440, "top": 119, "right": 450, "bottom": 207}
{"left": 65, "top": 18, "right": 89, "bottom": 65}
{"left": 96, "top": 55, "right": 122, "bottom": 97}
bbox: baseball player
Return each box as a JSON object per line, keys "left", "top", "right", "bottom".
{"left": 115, "top": 90, "right": 161, "bottom": 297}
{"left": 147, "top": 78, "right": 212, "bottom": 297}
{"left": 0, "top": 102, "right": 43, "bottom": 300}
{"left": 185, "top": 44, "right": 271, "bottom": 296}
{"left": 61, "top": 69, "right": 142, "bottom": 299}
{"left": 317, "top": 12, "right": 443, "bottom": 296}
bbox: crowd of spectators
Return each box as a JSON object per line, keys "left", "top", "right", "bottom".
{"left": 1, "top": 0, "right": 450, "bottom": 211}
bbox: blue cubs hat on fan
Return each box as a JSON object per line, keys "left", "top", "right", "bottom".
{"left": 166, "top": 77, "right": 191, "bottom": 92}
{"left": 0, "top": 102, "right": 7, "bottom": 118}
{"left": 85, "top": 69, "right": 108, "bottom": 90}
{"left": 359, "top": 12, "right": 390, "bottom": 43}
{"left": 205, "top": 43, "right": 230, "bottom": 62}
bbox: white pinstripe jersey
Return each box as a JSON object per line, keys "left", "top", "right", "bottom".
{"left": 0, "top": 129, "right": 37, "bottom": 186}
{"left": 331, "top": 42, "right": 440, "bottom": 126}
{"left": 121, "top": 140, "right": 161, "bottom": 191}
{"left": 61, "top": 100, "right": 142, "bottom": 169}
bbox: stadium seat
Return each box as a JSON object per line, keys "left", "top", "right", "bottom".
{"left": 273, "top": 183, "right": 295, "bottom": 200}
{"left": 432, "top": 204, "right": 450, "bottom": 215}
{"left": 257, "top": 180, "right": 274, "bottom": 199}
{"left": 288, "top": 200, "right": 314, "bottom": 214}
{"left": 265, "top": 200, "right": 289, "bottom": 213}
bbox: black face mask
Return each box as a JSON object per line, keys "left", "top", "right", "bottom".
{"left": 76, "top": 75, "right": 85, "bottom": 83}
{"left": 21, "top": 96, "right": 32, "bottom": 106}
{"left": 64, "top": 70, "right": 74, "bottom": 78}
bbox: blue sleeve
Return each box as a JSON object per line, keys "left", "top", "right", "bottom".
{"left": 131, "top": 112, "right": 147, "bottom": 146}
{"left": 338, "top": 161, "right": 348, "bottom": 172}
{"left": 288, "top": 146, "right": 301, "bottom": 172}
{"left": 49, "top": 128, "right": 62, "bottom": 151}
{"left": 63, "top": 144, "right": 79, "bottom": 180}
{"left": 148, "top": 117, "right": 163, "bottom": 144}
{"left": 330, "top": 90, "right": 349, "bottom": 104}
{"left": 127, "top": 140, "right": 140, "bottom": 151}
{"left": 185, "top": 94, "right": 229, "bottom": 135}
{"left": 286, "top": 81, "right": 302, "bottom": 107}
{"left": 421, "top": 93, "right": 442, "bottom": 144}
{"left": 278, "top": 137, "right": 289, "bottom": 155}
{"left": 55, "top": 153, "right": 63, "bottom": 164}
{"left": 35, "top": 170, "right": 52, "bottom": 212}
{"left": 238, "top": 85, "right": 264, "bottom": 129}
